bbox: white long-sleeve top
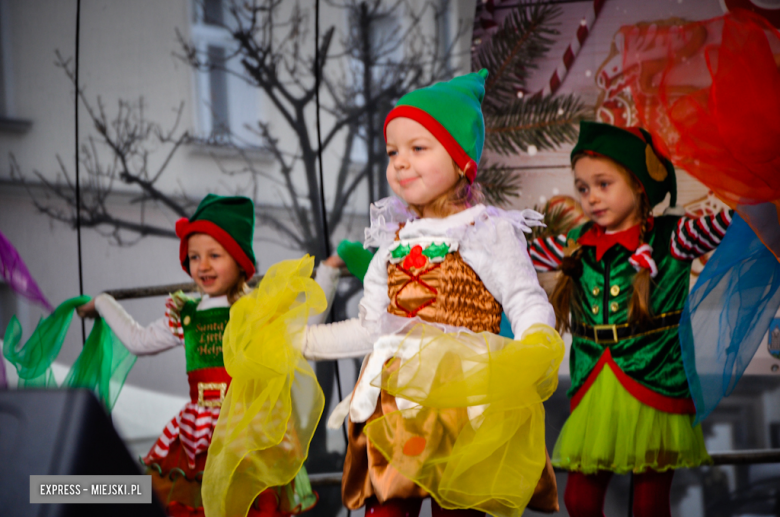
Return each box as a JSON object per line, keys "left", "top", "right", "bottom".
{"left": 95, "top": 264, "right": 342, "bottom": 356}
{"left": 302, "top": 197, "right": 556, "bottom": 361}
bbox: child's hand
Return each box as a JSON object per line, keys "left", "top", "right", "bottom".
{"left": 76, "top": 299, "right": 98, "bottom": 319}
{"left": 322, "top": 254, "right": 346, "bottom": 269}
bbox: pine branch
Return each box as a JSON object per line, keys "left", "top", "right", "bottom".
{"left": 474, "top": 3, "right": 561, "bottom": 107}
{"left": 485, "top": 93, "right": 591, "bottom": 155}
{"left": 477, "top": 161, "right": 522, "bottom": 206}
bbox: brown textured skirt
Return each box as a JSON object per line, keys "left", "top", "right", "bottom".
{"left": 341, "top": 360, "right": 559, "bottom": 513}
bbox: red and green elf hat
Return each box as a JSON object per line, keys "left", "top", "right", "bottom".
{"left": 175, "top": 194, "right": 256, "bottom": 278}
{"left": 571, "top": 121, "right": 678, "bottom": 209}
{"left": 383, "top": 69, "right": 488, "bottom": 183}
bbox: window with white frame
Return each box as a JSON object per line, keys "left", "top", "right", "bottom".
{"left": 347, "top": 8, "right": 402, "bottom": 165}
{"left": 348, "top": 2, "right": 454, "bottom": 165}
{"left": 0, "top": 0, "right": 8, "bottom": 118}
{"left": 0, "top": 0, "right": 31, "bottom": 133}
{"left": 190, "top": 0, "right": 261, "bottom": 146}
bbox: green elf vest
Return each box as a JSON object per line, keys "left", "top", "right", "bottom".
{"left": 178, "top": 297, "right": 318, "bottom": 512}
{"left": 179, "top": 300, "right": 231, "bottom": 405}
{"left": 567, "top": 215, "right": 695, "bottom": 414}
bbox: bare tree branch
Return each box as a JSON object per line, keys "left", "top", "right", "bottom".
{"left": 174, "top": 0, "right": 466, "bottom": 258}
{"left": 16, "top": 0, "right": 467, "bottom": 258}
{"left": 10, "top": 53, "right": 196, "bottom": 245}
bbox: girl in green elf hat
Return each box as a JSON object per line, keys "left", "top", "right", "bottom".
{"left": 77, "top": 194, "right": 341, "bottom": 517}
{"left": 528, "top": 121, "right": 734, "bottom": 517}
{"left": 287, "top": 69, "right": 565, "bottom": 517}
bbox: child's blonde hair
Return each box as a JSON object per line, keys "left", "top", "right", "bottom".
{"left": 408, "top": 160, "right": 485, "bottom": 218}
{"left": 550, "top": 153, "right": 654, "bottom": 333}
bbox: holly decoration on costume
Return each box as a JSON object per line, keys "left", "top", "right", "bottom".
{"left": 403, "top": 246, "right": 428, "bottom": 269}
{"left": 423, "top": 243, "right": 450, "bottom": 261}
{"left": 392, "top": 244, "right": 412, "bottom": 262}
{"left": 392, "top": 242, "right": 452, "bottom": 269}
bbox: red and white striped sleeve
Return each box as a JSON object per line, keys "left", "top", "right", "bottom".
{"left": 528, "top": 234, "right": 567, "bottom": 272}
{"left": 670, "top": 210, "right": 733, "bottom": 261}
{"left": 164, "top": 297, "right": 185, "bottom": 344}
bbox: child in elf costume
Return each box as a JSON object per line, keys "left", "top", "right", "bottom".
{"left": 529, "top": 121, "right": 733, "bottom": 517}
{"left": 77, "top": 194, "right": 341, "bottom": 517}
{"left": 223, "top": 70, "right": 565, "bottom": 517}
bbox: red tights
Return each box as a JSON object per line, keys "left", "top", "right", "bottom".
{"left": 364, "top": 497, "right": 484, "bottom": 517}
{"left": 564, "top": 470, "right": 674, "bottom": 517}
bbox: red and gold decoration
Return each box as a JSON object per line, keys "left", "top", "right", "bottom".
{"left": 619, "top": 9, "right": 780, "bottom": 260}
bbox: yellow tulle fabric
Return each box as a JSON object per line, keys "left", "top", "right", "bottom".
{"left": 363, "top": 323, "right": 564, "bottom": 517}
{"left": 202, "top": 256, "right": 327, "bottom": 517}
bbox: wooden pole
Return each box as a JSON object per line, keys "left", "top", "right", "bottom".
{"left": 103, "top": 267, "right": 350, "bottom": 300}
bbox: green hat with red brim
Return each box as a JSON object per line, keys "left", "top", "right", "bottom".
{"left": 175, "top": 194, "right": 256, "bottom": 278}
{"left": 384, "top": 69, "right": 488, "bottom": 183}
{"left": 571, "top": 121, "right": 678, "bottom": 209}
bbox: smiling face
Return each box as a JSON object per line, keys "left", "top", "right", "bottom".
{"left": 385, "top": 117, "right": 461, "bottom": 217}
{"left": 573, "top": 154, "right": 644, "bottom": 233}
{"left": 187, "top": 233, "right": 242, "bottom": 297}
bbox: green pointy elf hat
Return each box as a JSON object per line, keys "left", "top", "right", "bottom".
{"left": 571, "top": 121, "right": 678, "bottom": 209}
{"left": 384, "top": 69, "right": 488, "bottom": 183}
{"left": 175, "top": 194, "right": 257, "bottom": 278}
{"left": 571, "top": 120, "right": 677, "bottom": 207}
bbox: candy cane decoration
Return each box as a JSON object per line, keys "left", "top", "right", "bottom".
{"left": 538, "top": 0, "right": 606, "bottom": 97}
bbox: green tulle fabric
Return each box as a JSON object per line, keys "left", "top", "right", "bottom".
{"left": 552, "top": 366, "right": 711, "bottom": 474}
{"left": 2, "top": 295, "right": 136, "bottom": 411}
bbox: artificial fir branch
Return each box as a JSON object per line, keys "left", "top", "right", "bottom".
{"left": 471, "top": 1, "right": 592, "bottom": 206}
{"left": 477, "top": 161, "right": 523, "bottom": 206}
{"left": 474, "top": 3, "right": 561, "bottom": 108}
{"left": 485, "top": 93, "right": 591, "bottom": 155}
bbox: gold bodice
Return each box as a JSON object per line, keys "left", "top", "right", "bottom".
{"left": 386, "top": 248, "right": 502, "bottom": 334}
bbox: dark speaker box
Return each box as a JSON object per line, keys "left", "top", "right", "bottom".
{"left": 0, "top": 388, "right": 166, "bottom": 517}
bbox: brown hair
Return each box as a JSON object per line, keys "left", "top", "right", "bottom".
{"left": 549, "top": 247, "right": 585, "bottom": 333}
{"left": 227, "top": 272, "right": 251, "bottom": 305}
{"left": 628, "top": 193, "right": 653, "bottom": 327}
{"left": 551, "top": 153, "right": 654, "bottom": 333}
{"left": 408, "top": 160, "right": 485, "bottom": 218}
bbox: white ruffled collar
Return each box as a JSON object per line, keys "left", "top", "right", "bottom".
{"left": 399, "top": 204, "right": 487, "bottom": 238}
{"left": 363, "top": 196, "right": 545, "bottom": 248}
{"left": 363, "top": 197, "right": 414, "bottom": 248}
{"left": 197, "top": 294, "right": 231, "bottom": 310}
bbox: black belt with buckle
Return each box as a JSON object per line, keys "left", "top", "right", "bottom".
{"left": 571, "top": 311, "right": 682, "bottom": 344}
